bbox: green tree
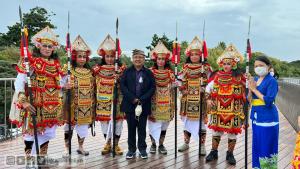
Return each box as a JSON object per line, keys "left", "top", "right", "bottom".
{"left": 218, "top": 41, "right": 226, "bottom": 50}
{"left": 0, "top": 60, "right": 17, "bottom": 78}
{"left": 0, "top": 7, "right": 56, "bottom": 46}
{"left": 146, "top": 34, "right": 173, "bottom": 50}
{"left": 120, "top": 54, "right": 132, "bottom": 67}
{"left": 146, "top": 33, "right": 173, "bottom": 59}
{"left": 89, "top": 57, "right": 102, "bottom": 68}
{"left": 0, "top": 46, "right": 20, "bottom": 63}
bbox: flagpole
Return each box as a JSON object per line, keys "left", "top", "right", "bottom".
{"left": 245, "top": 16, "right": 251, "bottom": 169}
{"left": 112, "top": 17, "right": 119, "bottom": 158}
{"left": 66, "top": 11, "right": 72, "bottom": 159}
{"left": 199, "top": 20, "right": 205, "bottom": 157}
{"left": 174, "top": 21, "right": 178, "bottom": 158}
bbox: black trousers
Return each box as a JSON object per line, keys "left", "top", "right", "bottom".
{"left": 126, "top": 112, "right": 148, "bottom": 152}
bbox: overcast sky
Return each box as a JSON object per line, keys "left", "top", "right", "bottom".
{"left": 1, "top": 0, "right": 300, "bottom": 61}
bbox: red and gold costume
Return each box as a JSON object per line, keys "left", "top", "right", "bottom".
{"left": 93, "top": 64, "right": 126, "bottom": 121}
{"left": 63, "top": 35, "right": 94, "bottom": 156}
{"left": 292, "top": 132, "right": 300, "bottom": 169}
{"left": 149, "top": 41, "right": 175, "bottom": 122}
{"left": 180, "top": 63, "right": 211, "bottom": 119}
{"left": 207, "top": 44, "right": 246, "bottom": 134}
{"left": 149, "top": 68, "right": 175, "bottom": 121}
{"left": 11, "top": 26, "right": 64, "bottom": 135}
{"left": 67, "top": 67, "right": 94, "bottom": 125}
{"left": 63, "top": 35, "right": 94, "bottom": 126}
{"left": 178, "top": 36, "right": 212, "bottom": 155}
{"left": 9, "top": 26, "right": 63, "bottom": 159}
{"left": 93, "top": 34, "right": 125, "bottom": 155}
{"left": 147, "top": 41, "right": 175, "bottom": 152}
{"left": 205, "top": 43, "right": 246, "bottom": 164}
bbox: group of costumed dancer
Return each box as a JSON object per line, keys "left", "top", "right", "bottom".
{"left": 10, "top": 25, "right": 296, "bottom": 169}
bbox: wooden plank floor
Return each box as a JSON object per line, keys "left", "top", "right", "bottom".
{"left": 0, "top": 111, "right": 296, "bottom": 169}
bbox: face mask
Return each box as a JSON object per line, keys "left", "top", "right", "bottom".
{"left": 135, "top": 104, "right": 142, "bottom": 117}
{"left": 255, "top": 66, "right": 268, "bottom": 77}
{"left": 270, "top": 71, "right": 275, "bottom": 77}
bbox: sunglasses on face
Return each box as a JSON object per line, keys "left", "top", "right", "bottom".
{"left": 41, "top": 44, "right": 54, "bottom": 49}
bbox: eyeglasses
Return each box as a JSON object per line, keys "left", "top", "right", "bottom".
{"left": 41, "top": 44, "right": 54, "bottom": 49}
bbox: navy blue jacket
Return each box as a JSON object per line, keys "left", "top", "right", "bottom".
{"left": 120, "top": 66, "right": 155, "bottom": 115}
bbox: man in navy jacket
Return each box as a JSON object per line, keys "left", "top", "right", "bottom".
{"left": 120, "top": 49, "right": 155, "bottom": 159}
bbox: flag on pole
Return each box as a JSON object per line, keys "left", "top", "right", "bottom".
{"left": 172, "top": 41, "right": 181, "bottom": 64}
{"left": 247, "top": 39, "right": 252, "bottom": 59}
{"left": 202, "top": 40, "right": 208, "bottom": 58}
{"left": 20, "top": 27, "right": 31, "bottom": 57}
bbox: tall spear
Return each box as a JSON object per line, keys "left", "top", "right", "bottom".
{"left": 112, "top": 17, "right": 120, "bottom": 158}
{"left": 198, "top": 20, "right": 206, "bottom": 157}
{"left": 174, "top": 21, "right": 179, "bottom": 158}
{"left": 19, "top": 6, "right": 40, "bottom": 168}
{"left": 66, "top": 11, "right": 72, "bottom": 157}
{"left": 244, "top": 16, "right": 252, "bottom": 169}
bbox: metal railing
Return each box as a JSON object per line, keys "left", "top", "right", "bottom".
{"left": 0, "top": 76, "right": 299, "bottom": 141}
{"left": 277, "top": 78, "right": 300, "bottom": 131}
{"left": 280, "top": 77, "right": 300, "bottom": 85}
{"left": 0, "top": 78, "right": 21, "bottom": 142}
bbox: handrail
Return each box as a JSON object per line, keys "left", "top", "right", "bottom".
{"left": 0, "top": 78, "right": 21, "bottom": 142}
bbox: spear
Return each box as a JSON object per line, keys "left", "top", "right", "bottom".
{"left": 244, "top": 16, "right": 252, "bottom": 169}
{"left": 19, "top": 6, "right": 40, "bottom": 168}
{"left": 66, "top": 11, "right": 72, "bottom": 157}
{"left": 112, "top": 17, "right": 119, "bottom": 158}
{"left": 198, "top": 20, "right": 205, "bottom": 157}
{"left": 174, "top": 21, "right": 178, "bottom": 158}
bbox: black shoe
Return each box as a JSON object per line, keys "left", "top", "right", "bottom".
{"left": 126, "top": 151, "right": 136, "bottom": 159}
{"left": 206, "top": 150, "right": 218, "bottom": 162}
{"left": 139, "top": 150, "right": 148, "bottom": 159}
{"left": 158, "top": 145, "right": 167, "bottom": 155}
{"left": 226, "top": 151, "right": 236, "bottom": 165}
{"left": 149, "top": 144, "right": 156, "bottom": 154}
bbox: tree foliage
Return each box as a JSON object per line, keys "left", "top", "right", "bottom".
{"left": 0, "top": 7, "right": 56, "bottom": 46}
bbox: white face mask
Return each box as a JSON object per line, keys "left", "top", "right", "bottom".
{"left": 135, "top": 104, "right": 142, "bottom": 117}
{"left": 270, "top": 71, "right": 275, "bottom": 77}
{"left": 255, "top": 66, "right": 268, "bottom": 77}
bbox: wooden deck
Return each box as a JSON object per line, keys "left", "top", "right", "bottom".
{"left": 0, "top": 111, "right": 296, "bottom": 169}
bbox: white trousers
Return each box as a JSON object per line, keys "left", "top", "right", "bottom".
{"left": 181, "top": 116, "right": 206, "bottom": 142}
{"left": 148, "top": 120, "right": 170, "bottom": 143}
{"left": 212, "top": 131, "right": 237, "bottom": 139}
{"left": 23, "top": 125, "right": 57, "bottom": 155}
{"left": 63, "top": 124, "right": 89, "bottom": 139}
{"left": 100, "top": 120, "right": 123, "bottom": 140}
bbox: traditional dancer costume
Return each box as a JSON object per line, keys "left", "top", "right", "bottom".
{"left": 62, "top": 35, "right": 94, "bottom": 156}
{"left": 148, "top": 41, "right": 175, "bottom": 155}
{"left": 205, "top": 44, "right": 246, "bottom": 165}
{"left": 178, "top": 36, "right": 212, "bottom": 155}
{"left": 292, "top": 131, "right": 300, "bottom": 169}
{"left": 9, "top": 26, "right": 64, "bottom": 160}
{"left": 93, "top": 34, "right": 126, "bottom": 155}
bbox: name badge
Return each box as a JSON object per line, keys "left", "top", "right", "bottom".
{"left": 139, "top": 76, "right": 143, "bottom": 83}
